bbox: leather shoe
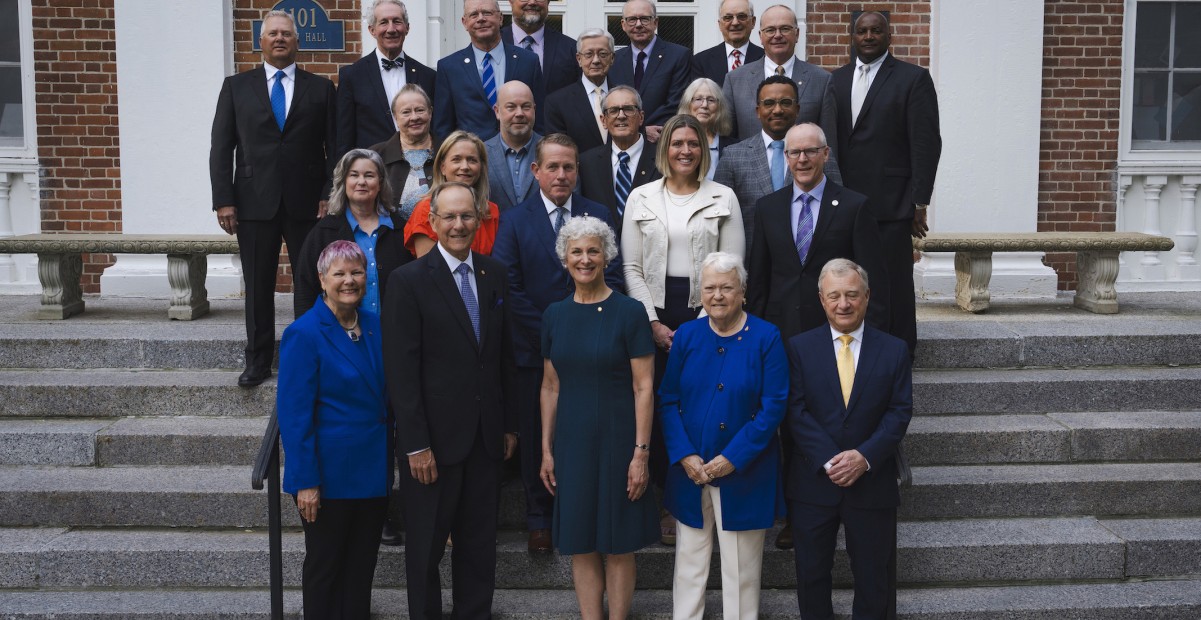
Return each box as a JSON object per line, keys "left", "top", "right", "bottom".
{"left": 238, "top": 366, "right": 271, "bottom": 388}
{"left": 380, "top": 522, "right": 403, "bottom": 546}
{"left": 527, "top": 528, "right": 552, "bottom": 554}
{"left": 775, "top": 523, "right": 794, "bottom": 550}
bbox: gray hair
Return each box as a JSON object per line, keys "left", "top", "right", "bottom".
{"left": 678, "top": 78, "right": 733, "bottom": 139}
{"left": 719, "top": 0, "right": 755, "bottom": 18}
{"left": 762, "top": 4, "right": 798, "bottom": 25}
{"left": 555, "top": 216, "right": 619, "bottom": 267}
{"left": 261, "top": 9, "right": 297, "bottom": 34}
{"left": 602, "top": 85, "right": 643, "bottom": 111}
{"left": 328, "top": 149, "right": 394, "bottom": 217}
{"left": 624, "top": 0, "right": 657, "bottom": 19}
{"left": 429, "top": 181, "right": 479, "bottom": 215}
{"left": 364, "top": 0, "right": 409, "bottom": 27}
{"left": 700, "top": 252, "right": 747, "bottom": 290}
{"left": 818, "top": 258, "right": 870, "bottom": 292}
{"left": 576, "top": 28, "right": 615, "bottom": 53}
{"left": 391, "top": 83, "right": 432, "bottom": 114}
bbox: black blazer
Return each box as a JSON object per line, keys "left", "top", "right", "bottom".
{"left": 544, "top": 80, "right": 606, "bottom": 155}
{"left": 610, "top": 38, "right": 692, "bottom": 127}
{"left": 335, "top": 50, "right": 437, "bottom": 160}
{"left": 369, "top": 133, "right": 440, "bottom": 225}
{"left": 501, "top": 26, "right": 580, "bottom": 95}
{"left": 383, "top": 248, "right": 518, "bottom": 466}
{"left": 292, "top": 212, "right": 414, "bottom": 317}
{"left": 746, "top": 181, "right": 890, "bottom": 341}
{"left": 831, "top": 54, "right": 941, "bottom": 223}
{"left": 689, "top": 42, "right": 763, "bottom": 86}
{"left": 577, "top": 142, "right": 661, "bottom": 235}
{"left": 210, "top": 66, "right": 335, "bottom": 220}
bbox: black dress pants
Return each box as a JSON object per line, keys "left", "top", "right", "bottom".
{"left": 236, "top": 207, "right": 316, "bottom": 369}
{"left": 297, "top": 496, "right": 388, "bottom": 619}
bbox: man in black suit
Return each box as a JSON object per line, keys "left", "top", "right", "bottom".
{"left": 689, "top": 0, "right": 763, "bottom": 86}
{"left": 501, "top": 0, "right": 579, "bottom": 94}
{"left": 577, "top": 86, "right": 662, "bottom": 235}
{"left": 384, "top": 182, "right": 519, "bottom": 620}
{"left": 210, "top": 10, "right": 335, "bottom": 387}
{"left": 832, "top": 11, "right": 941, "bottom": 355}
{"left": 785, "top": 258, "right": 912, "bottom": 620}
{"left": 336, "top": 0, "right": 437, "bottom": 159}
{"left": 609, "top": 0, "right": 691, "bottom": 143}
{"left": 544, "top": 28, "right": 614, "bottom": 155}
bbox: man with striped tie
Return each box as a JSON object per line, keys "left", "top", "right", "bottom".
{"left": 577, "top": 85, "right": 662, "bottom": 237}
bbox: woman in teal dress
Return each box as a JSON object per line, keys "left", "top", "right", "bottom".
{"left": 540, "top": 216, "right": 659, "bottom": 619}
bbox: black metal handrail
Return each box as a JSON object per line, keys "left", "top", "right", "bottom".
{"left": 251, "top": 407, "right": 284, "bottom": 620}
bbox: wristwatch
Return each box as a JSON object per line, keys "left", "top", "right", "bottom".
{"left": 915, "top": 203, "right": 929, "bottom": 210}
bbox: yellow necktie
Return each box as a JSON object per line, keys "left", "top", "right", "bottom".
{"left": 837, "top": 334, "right": 854, "bottom": 406}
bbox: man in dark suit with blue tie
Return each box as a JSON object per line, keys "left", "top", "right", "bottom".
{"left": 501, "top": 0, "right": 579, "bottom": 95}
{"left": 335, "top": 0, "right": 436, "bottom": 159}
{"left": 609, "top": 0, "right": 691, "bottom": 143}
{"left": 210, "top": 10, "right": 335, "bottom": 387}
{"left": 689, "top": 0, "right": 764, "bottom": 87}
{"left": 577, "top": 86, "right": 662, "bottom": 235}
{"left": 785, "top": 257, "right": 912, "bottom": 620}
{"left": 491, "top": 133, "right": 624, "bottom": 554}
{"left": 384, "top": 181, "right": 519, "bottom": 619}
{"left": 433, "top": 0, "right": 545, "bottom": 141}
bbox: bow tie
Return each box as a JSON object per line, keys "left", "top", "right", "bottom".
{"left": 381, "top": 56, "right": 404, "bottom": 71}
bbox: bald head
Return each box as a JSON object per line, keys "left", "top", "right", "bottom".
{"left": 495, "top": 81, "right": 536, "bottom": 146}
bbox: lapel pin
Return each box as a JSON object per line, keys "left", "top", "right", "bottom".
{"left": 832, "top": 200, "right": 839, "bottom": 206}
{"left": 480, "top": 268, "right": 486, "bottom": 275}
{"left": 464, "top": 57, "right": 471, "bottom": 64}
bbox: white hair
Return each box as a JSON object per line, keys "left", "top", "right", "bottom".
{"left": 364, "top": 0, "right": 409, "bottom": 27}
{"left": 818, "top": 258, "right": 870, "bottom": 292}
{"left": 700, "top": 252, "right": 747, "bottom": 290}
{"left": 555, "top": 216, "right": 619, "bottom": 267}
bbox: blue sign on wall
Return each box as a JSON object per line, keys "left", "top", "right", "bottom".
{"left": 253, "top": 0, "right": 345, "bottom": 52}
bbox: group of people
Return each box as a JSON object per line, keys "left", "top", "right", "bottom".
{"left": 210, "top": 0, "right": 938, "bottom": 618}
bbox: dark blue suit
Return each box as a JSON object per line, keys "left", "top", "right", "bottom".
{"left": 785, "top": 323, "right": 912, "bottom": 620}
{"left": 501, "top": 26, "right": 580, "bottom": 95}
{"left": 335, "top": 50, "right": 437, "bottom": 159}
{"left": 490, "top": 192, "right": 623, "bottom": 531}
{"left": 610, "top": 37, "right": 692, "bottom": 127}
{"left": 432, "top": 43, "right": 545, "bottom": 141}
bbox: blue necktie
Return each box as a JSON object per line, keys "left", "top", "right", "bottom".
{"left": 481, "top": 52, "right": 497, "bottom": 107}
{"left": 521, "top": 35, "right": 535, "bottom": 50}
{"left": 615, "top": 151, "right": 633, "bottom": 217}
{"left": 553, "top": 207, "right": 567, "bottom": 237}
{"left": 795, "top": 193, "right": 815, "bottom": 264}
{"left": 270, "top": 70, "right": 287, "bottom": 132}
{"left": 769, "top": 140, "right": 787, "bottom": 191}
{"left": 455, "top": 263, "right": 480, "bottom": 342}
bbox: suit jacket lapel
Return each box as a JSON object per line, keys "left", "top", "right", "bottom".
{"left": 748, "top": 138, "right": 774, "bottom": 196}
{"left": 574, "top": 84, "right": 603, "bottom": 145}
{"left": 641, "top": 47, "right": 668, "bottom": 90}
{"left": 286, "top": 70, "right": 312, "bottom": 133}
{"left": 857, "top": 56, "right": 896, "bottom": 128}
{"left": 487, "top": 138, "right": 518, "bottom": 207}
{"left": 534, "top": 199, "right": 557, "bottom": 256}
{"left": 458, "top": 46, "right": 489, "bottom": 101}
{"left": 846, "top": 327, "right": 881, "bottom": 414}
{"left": 790, "top": 63, "right": 813, "bottom": 103}
{"left": 810, "top": 183, "right": 840, "bottom": 252}
{"left": 427, "top": 249, "right": 480, "bottom": 351}
{"left": 634, "top": 147, "right": 656, "bottom": 186}
{"left": 364, "top": 51, "right": 392, "bottom": 117}
{"left": 318, "top": 305, "right": 383, "bottom": 401}
{"left": 251, "top": 66, "right": 273, "bottom": 124}
{"left": 473, "top": 253, "right": 496, "bottom": 349}
{"left": 766, "top": 191, "right": 801, "bottom": 273}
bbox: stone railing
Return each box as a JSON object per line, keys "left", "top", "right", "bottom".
{"left": 1117, "top": 163, "right": 1201, "bottom": 291}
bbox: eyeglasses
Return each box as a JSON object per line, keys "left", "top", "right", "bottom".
{"left": 691, "top": 96, "right": 718, "bottom": 106}
{"left": 433, "top": 212, "right": 479, "bottom": 224}
{"left": 720, "top": 13, "right": 752, "bottom": 23}
{"left": 603, "top": 105, "right": 641, "bottom": 116}
{"left": 578, "top": 50, "right": 613, "bottom": 61}
{"left": 760, "top": 25, "right": 797, "bottom": 37}
{"left": 758, "top": 98, "right": 796, "bottom": 109}
{"left": 622, "top": 16, "right": 654, "bottom": 26}
{"left": 785, "top": 147, "right": 826, "bottom": 159}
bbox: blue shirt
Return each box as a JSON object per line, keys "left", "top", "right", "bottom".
{"left": 346, "top": 210, "right": 394, "bottom": 314}
{"left": 471, "top": 41, "right": 506, "bottom": 85}
{"left": 505, "top": 137, "right": 535, "bottom": 196}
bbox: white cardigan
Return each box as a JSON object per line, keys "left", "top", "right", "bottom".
{"left": 621, "top": 178, "right": 746, "bottom": 321}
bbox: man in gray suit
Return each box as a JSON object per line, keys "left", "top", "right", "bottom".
{"left": 713, "top": 74, "right": 799, "bottom": 251}
{"left": 485, "top": 81, "right": 541, "bottom": 212}
{"left": 721, "top": 4, "right": 839, "bottom": 183}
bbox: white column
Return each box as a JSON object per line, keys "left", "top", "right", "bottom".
{"left": 0, "top": 163, "right": 43, "bottom": 294}
{"left": 1139, "top": 174, "right": 1167, "bottom": 269}
{"left": 914, "top": 0, "right": 1058, "bottom": 299}
{"left": 0, "top": 173, "right": 15, "bottom": 281}
{"left": 1176, "top": 175, "right": 1201, "bottom": 281}
{"left": 103, "top": 1, "right": 241, "bottom": 297}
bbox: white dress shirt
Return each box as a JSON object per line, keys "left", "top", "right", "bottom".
{"left": 542, "top": 193, "right": 573, "bottom": 226}
{"left": 376, "top": 49, "right": 408, "bottom": 126}
{"left": 724, "top": 42, "right": 751, "bottom": 71}
{"left": 829, "top": 320, "right": 865, "bottom": 368}
{"left": 764, "top": 55, "right": 796, "bottom": 80}
{"left": 263, "top": 62, "right": 296, "bottom": 116}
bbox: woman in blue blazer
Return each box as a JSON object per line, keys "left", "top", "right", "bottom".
{"left": 278, "top": 240, "right": 389, "bottom": 619}
{"left": 659, "top": 251, "right": 789, "bottom": 620}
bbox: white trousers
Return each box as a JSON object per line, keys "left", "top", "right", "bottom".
{"left": 672, "top": 484, "right": 767, "bottom": 620}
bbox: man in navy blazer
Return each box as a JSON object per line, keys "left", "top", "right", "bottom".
{"left": 335, "top": 0, "right": 437, "bottom": 159}
{"left": 689, "top": 0, "right": 764, "bottom": 87}
{"left": 384, "top": 182, "right": 519, "bottom": 619}
{"left": 608, "top": 0, "right": 691, "bottom": 142}
{"left": 500, "top": 0, "right": 579, "bottom": 94}
{"left": 433, "top": 0, "right": 545, "bottom": 141}
{"left": 491, "top": 133, "right": 624, "bottom": 554}
{"left": 785, "top": 258, "right": 912, "bottom": 620}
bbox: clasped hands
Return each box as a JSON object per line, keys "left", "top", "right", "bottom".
{"left": 680, "top": 454, "right": 734, "bottom": 486}
{"left": 826, "top": 449, "right": 869, "bottom": 488}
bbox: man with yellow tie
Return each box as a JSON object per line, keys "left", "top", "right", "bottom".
{"left": 783, "top": 257, "right": 913, "bottom": 620}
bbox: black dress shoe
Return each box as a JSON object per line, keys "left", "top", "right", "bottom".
{"left": 527, "top": 528, "right": 552, "bottom": 554}
{"left": 238, "top": 366, "right": 271, "bottom": 387}
{"left": 775, "top": 523, "right": 794, "bottom": 550}
{"left": 380, "top": 522, "right": 403, "bottom": 546}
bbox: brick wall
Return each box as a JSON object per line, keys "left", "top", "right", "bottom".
{"left": 1037, "top": 0, "right": 1123, "bottom": 290}
{"left": 805, "top": 2, "right": 932, "bottom": 71}
{"left": 32, "top": 0, "right": 120, "bottom": 293}
{"left": 232, "top": 0, "right": 363, "bottom": 292}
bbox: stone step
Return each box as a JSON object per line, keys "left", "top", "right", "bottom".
{"left": 2, "top": 580, "right": 1201, "bottom": 619}
{"left": 0, "top": 417, "right": 268, "bottom": 466}
{"left": 0, "top": 517, "right": 1154, "bottom": 589}
{"left": 0, "top": 370, "right": 274, "bottom": 418}
{"left": 912, "top": 366, "right": 1201, "bottom": 415}
{"left": 906, "top": 411, "right": 1201, "bottom": 465}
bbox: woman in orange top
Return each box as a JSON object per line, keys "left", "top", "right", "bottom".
{"left": 403, "top": 130, "right": 500, "bottom": 257}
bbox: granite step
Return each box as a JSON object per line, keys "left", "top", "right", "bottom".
{"left": 0, "top": 417, "right": 268, "bottom": 466}
{"left": 0, "top": 516, "right": 1159, "bottom": 589}
{"left": 2, "top": 580, "right": 1201, "bottom": 619}
{"left": 0, "top": 370, "right": 274, "bottom": 418}
{"left": 906, "top": 410, "right": 1201, "bottom": 465}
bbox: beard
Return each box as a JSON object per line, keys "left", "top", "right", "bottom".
{"left": 516, "top": 11, "right": 545, "bottom": 30}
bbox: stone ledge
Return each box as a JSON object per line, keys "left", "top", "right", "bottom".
{"left": 0, "top": 234, "right": 239, "bottom": 255}
{"left": 916, "top": 232, "right": 1175, "bottom": 253}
